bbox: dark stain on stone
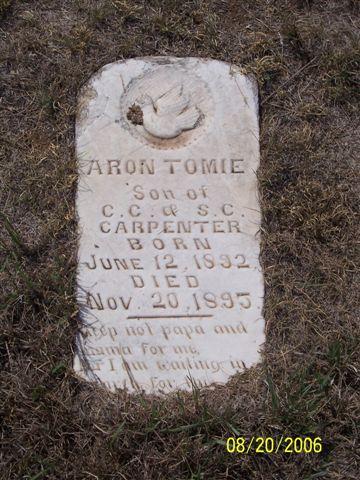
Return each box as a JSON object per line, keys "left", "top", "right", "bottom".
{"left": 127, "top": 103, "right": 143, "bottom": 125}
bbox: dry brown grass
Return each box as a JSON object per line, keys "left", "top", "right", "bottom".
{"left": 0, "top": 1, "right": 359, "bottom": 479}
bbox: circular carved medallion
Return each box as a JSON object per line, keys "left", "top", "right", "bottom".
{"left": 120, "top": 66, "right": 214, "bottom": 149}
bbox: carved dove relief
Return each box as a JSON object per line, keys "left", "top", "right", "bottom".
{"left": 137, "top": 84, "right": 201, "bottom": 139}
{"left": 121, "top": 66, "right": 213, "bottom": 149}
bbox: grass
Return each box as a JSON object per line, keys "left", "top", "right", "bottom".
{"left": 0, "top": 0, "right": 359, "bottom": 479}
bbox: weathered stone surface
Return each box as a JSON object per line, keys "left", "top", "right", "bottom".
{"left": 74, "top": 57, "right": 265, "bottom": 394}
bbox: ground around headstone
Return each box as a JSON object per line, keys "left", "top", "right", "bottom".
{"left": 1, "top": 2, "right": 358, "bottom": 479}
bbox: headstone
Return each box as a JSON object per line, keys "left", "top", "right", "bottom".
{"left": 74, "top": 57, "right": 264, "bottom": 394}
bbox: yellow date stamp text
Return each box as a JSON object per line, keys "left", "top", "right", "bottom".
{"left": 226, "top": 436, "right": 322, "bottom": 454}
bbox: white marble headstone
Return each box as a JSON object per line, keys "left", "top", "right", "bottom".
{"left": 74, "top": 57, "right": 265, "bottom": 394}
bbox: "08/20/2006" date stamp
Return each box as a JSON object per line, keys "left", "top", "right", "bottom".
{"left": 226, "top": 436, "right": 322, "bottom": 454}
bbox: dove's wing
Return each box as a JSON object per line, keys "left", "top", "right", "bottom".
{"left": 155, "top": 84, "right": 189, "bottom": 117}
{"left": 176, "top": 106, "right": 200, "bottom": 131}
